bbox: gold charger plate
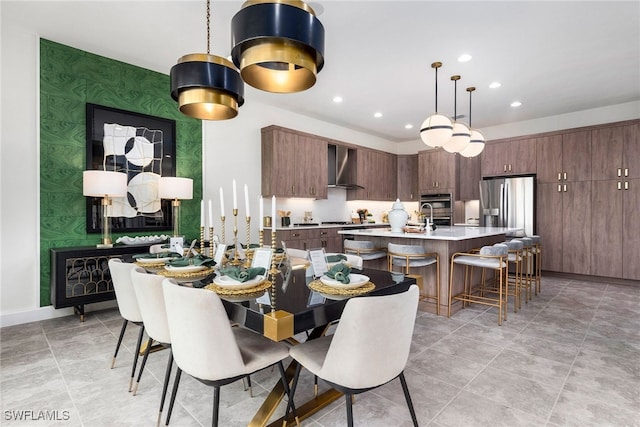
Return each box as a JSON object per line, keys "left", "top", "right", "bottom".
{"left": 308, "top": 279, "right": 375, "bottom": 297}
{"left": 204, "top": 279, "right": 272, "bottom": 302}
{"left": 134, "top": 260, "right": 167, "bottom": 271}
{"left": 157, "top": 266, "right": 215, "bottom": 282}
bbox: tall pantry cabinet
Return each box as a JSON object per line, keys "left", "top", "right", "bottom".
{"left": 590, "top": 124, "right": 640, "bottom": 280}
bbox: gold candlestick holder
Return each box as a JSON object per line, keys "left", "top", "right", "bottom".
{"left": 220, "top": 216, "right": 226, "bottom": 244}
{"left": 243, "top": 216, "right": 252, "bottom": 268}
{"left": 259, "top": 230, "right": 264, "bottom": 248}
{"left": 199, "top": 226, "right": 205, "bottom": 254}
{"left": 208, "top": 227, "right": 214, "bottom": 257}
{"left": 269, "top": 230, "right": 278, "bottom": 311}
{"left": 229, "top": 208, "right": 242, "bottom": 266}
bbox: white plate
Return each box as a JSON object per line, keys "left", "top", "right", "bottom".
{"left": 213, "top": 275, "right": 266, "bottom": 290}
{"left": 320, "top": 273, "right": 370, "bottom": 290}
{"left": 165, "top": 265, "right": 207, "bottom": 273}
{"left": 137, "top": 256, "right": 173, "bottom": 264}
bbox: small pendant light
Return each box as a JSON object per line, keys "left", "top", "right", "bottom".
{"left": 170, "top": 0, "right": 244, "bottom": 120}
{"left": 231, "top": 0, "right": 325, "bottom": 93}
{"left": 420, "top": 62, "right": 453, "bottom": 148}
{"left": 443, "top": 75, "right": 471, "bottom": 153}
{"left": 459, "top": 86, "right": 486, "bottom": 157}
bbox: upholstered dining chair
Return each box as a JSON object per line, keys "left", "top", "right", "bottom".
{"left": 285, "top": 285, "right": 420, "bottom": 427}
{"left": 130, "top": 267, "right": 175, "bottom": 425}
{"left": 161, "top": 279, "right": 295, "bottom": 427}
{"left": 343, "top": 239, "right": 387, "bottom": 263}
{"left": 107, "top": 259, "right": 145, "bottom": 392}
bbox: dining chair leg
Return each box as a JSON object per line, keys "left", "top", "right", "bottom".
{"left": 130, "top": 325, "right": 145, "bottom": 392}
{"left": 165, "top": 367, "right": 182, "bottom": 426}
{"left": 284, "top": 363, "right": 302, "bottom": 424}
{"left": 276, "top": 361, "right": 298, "bottom": 425}
{"left": 157, "top": 349, "right": 174, "bottom": 427}
{"left": 212, "top": 385, "right": 221, "bottom": 427}
{"left": 245, "top": 375, "right": 252, "bottom": 397}
{"left": 111, "top": 319, "right": 128, "bottom": 369}
{"left": 345, "top": 393, "right": 354, "bottom": 427}
{"left": 133, "top": 337, "right": 153, "bottom": 395}
{"left": 399, "top": 372, "right": 419, "bottom": 427}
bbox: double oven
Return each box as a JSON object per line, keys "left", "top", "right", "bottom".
{"left": 419, "top": 193, "right": 453, "bottom": 226}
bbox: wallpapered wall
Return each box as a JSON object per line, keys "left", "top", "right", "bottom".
{"left": 39, "top": 39, "right": 202, "bottom": 306}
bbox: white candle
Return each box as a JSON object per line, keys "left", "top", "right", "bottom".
{"left": 219, "top": 187, "right": 225, "bottom": 217}
{"left": 200, "top": 200, "right": 205, "bottom": 227}
{"left": 232, "top": 179, "right": 237, "bottom": 210}
{"left": 259, "top": 196, "right": 264, "bottom": 231}
{"left": 271, "top": 195, "right": 276, "bottom": 229}
{"left": 208, "top": 199, "right": 213, "bottom": 227}
{"left": 244, "top": 184, "right": 250, "bottom": 217}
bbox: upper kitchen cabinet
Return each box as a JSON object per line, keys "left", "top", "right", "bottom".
{"left": 418, "top": 149, "right": 456, "bottom": 195}
{"left": 397, "top": 154, "right": 418, "bottom": 201}
{"left": 481, "top": 138, "right": 536, "bottom": 177}
{"left": 261, "top": 126, "right": 328, "bottom": 199}
{"left": 457, "top": 155, "right": 481, "bottom": 200}
{"left": 347, "top": 148, "right": 397, "bottom": 201}
{"left": 591, "top": 123, "right": 640, "bottom": 180}
{"left": 536, "top": 131, "right": 591, "bottom": 183}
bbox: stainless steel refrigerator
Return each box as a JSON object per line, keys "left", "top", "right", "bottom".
{"left": 479, "top": 176, "right": 535, "bottom": 237}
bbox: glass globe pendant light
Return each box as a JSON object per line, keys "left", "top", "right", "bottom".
{"left": 443, "top": 75, "right": 471, "bottom": 153}
{"left": 420, "top": 62, "right": 453, "bottom": 148}
{"left": 459, "top": 86, "right": 486, "bottom": 158}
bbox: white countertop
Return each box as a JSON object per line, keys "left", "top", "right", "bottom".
{"left": 338, "top": 226, "right": 519, "bottom": 241}
{"left": 267, "top": 223, "right": 387, "bottom": 231}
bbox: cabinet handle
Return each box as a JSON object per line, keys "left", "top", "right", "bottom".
{"left": 617, "top": 181, "right": 622, "bottom": 190}
{"left": 320, "top": 231, "right": 327, "bottom": 236}
{"left": 618, "top": 168, "right": 622, "bottom": 177}
{"left": 625, "top": 181, "right": 629, "bottom": 190}
{"left": 303, "top": 242, "right": 307, "bottom": 250}
{"left": 292, "top": 233, "right": 300, "bottom": 237}
{"left": 563, "top": 172, "right": 567, "bottom": 181}
{"left": 557, "top": 184, "right": 562, "bottom": 192}
{"left": 563, "top": 184, "right": 567, "bottom": 192}
{"left": 557, "top": 172, "right": 562, "bottom": 181}
{"left": 625, "top": 168, "right": 629, "bottom": 177}
{"left": 509, "top": 164, "right": 513, "bottom": 172}
{"left": 503, "top": 164, "right": 507, "bottom": 172}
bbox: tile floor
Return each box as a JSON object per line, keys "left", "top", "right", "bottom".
{"left": 1, "top": 275, "right": 639, "bottom": 426}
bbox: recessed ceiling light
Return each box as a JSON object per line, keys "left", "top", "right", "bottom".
{"left": 458, "top": 54, "right": 472, "bottom": 62}
{"left": 333, "top": 96, "right": 343, "bottom": 103}
{"left": 374, "top": 112, "right": 383, "bottom": 118}
{"left": 489, "top": 81, "right": 502, "bottom": 89}
{"left": 405, "top": 124, "right": 413, "bottom": 129}
{"left": 511, "top": 101, "right": 522, "bottom": 107}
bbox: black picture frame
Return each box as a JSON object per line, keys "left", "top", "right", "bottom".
{"left": 85, "top": 103, "right": 176, "bottom": 234}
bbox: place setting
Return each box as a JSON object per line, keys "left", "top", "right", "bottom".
{"left": 308, "top": 249, "right": 375, "bottom": 300}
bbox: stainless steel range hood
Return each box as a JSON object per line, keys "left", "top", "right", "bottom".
{"left": 328, "top": 144, "right": 363, "bottom": 189}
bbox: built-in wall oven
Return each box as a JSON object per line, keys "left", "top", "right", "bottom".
{"left": 419, "top": 193, "right": 453, "bottom": 226}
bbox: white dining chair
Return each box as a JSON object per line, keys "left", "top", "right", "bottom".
{"left": 130, "top": 267, "right": 175, "bottom": 425}
{"left": 108, "top": 259, "right": 145, "bottom": 392}
{"left": 285, "top": 285, "right": 420, "bottom": 427}
{"left": 161, "top": 279, "right": 296, "bottom": 427}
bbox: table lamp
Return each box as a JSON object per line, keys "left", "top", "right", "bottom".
{"left": 158, "top": 177, "right": 193, "bottom": 237}
{"left": 83, "top": 170, "right": 128, "bottom": 248}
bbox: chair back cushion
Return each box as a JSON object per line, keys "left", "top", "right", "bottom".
{"left": 131, "top": 268, "right": 171, "bottom": 344}
{"left": 162, "top": 279, "right": 246, "bottom": 381}
{"left": 108, "top": 259, "right": 142, "bottom": 322}
{"left": 320, "top": 285, "right": 419, "bottom": 389}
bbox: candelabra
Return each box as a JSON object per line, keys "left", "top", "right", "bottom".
{"left": 243, "top": 216, "right": 252, "bottom": 268}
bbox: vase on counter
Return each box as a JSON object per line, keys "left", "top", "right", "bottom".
{"left": 388, "top": 199, "right": 409, "bottom": 233}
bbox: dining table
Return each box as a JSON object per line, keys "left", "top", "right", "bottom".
{"left": 218, "top": 265, "right": 417, "bottom": 427}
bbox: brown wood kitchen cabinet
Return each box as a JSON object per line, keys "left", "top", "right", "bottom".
{"left": 347, "top": 148, "right": 397, "bottom": 201}
{"left": 262, "top": 126, "right": 328, "bottom": 199}
{"left": 397, "top": 154, "right": 418, "bottom": 201}
{"left": 268, "top": 227, "right": 342, "bottom": 252}
{"left": 418, "top": 149, "right": 456, "bottom": 195}
{"left": 590, "top": 123, "right": 640, "bottom": 280}
{"left": 457, "top": 155, "right": 481, "bottom": 200}
{"left": 481, "top": 138, "right": 536, "bottom": 177}
{"left": 536, "top": 131, "right": 591, "bottom": 183}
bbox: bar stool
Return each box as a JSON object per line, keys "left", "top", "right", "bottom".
{"left": 343, "top": 239, "right": 386, "bottom": 266}
{"left": 448, "top": 244, "right": 509, "bottom": 325}
{"left": 519, "top": 237, "right": 534, "bottom": 302}
{"left": 387, "top": 243, "right": 440, "bottom": 315}
{"left": 504, "top": 239, "right": 525, "bottom": 312}
{"left": 530, "top": 235, "right": 542, "bottom": 295}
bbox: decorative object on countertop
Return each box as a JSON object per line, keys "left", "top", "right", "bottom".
{"left": 356, "top": 209, "right": 368, "bottom": 224}
{"left": 117, "top": 235, "right": 169, "bottom": 246}
{"left": 388, "top": 199, "right": 409, "bottom": 233}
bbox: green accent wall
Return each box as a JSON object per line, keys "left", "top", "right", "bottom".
{"left": 39, "top": 39, "right": 202, "bottom": 306}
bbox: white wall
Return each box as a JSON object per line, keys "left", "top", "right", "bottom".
{"left": 2, "top": 9, "right": 639, "bottom": 325}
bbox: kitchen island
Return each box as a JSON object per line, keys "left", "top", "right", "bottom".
{"left": 339, "top": 226, "right": 516, "bottom": 315}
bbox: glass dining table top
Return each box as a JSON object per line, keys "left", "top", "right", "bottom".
{"left": 219, "top": 267, "right": 416, "bottom": 340}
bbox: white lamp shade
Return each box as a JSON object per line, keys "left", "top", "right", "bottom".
{"left": 82, "top": 170, "right": 128, "bottom": 197}
{"left": 420, "top": 113, "right": 453, "bottom": 148}
{"left": 158, "top": 177, "right": 193, "bottom": 200}
{"left": 459, "top": 129, "right": 486, "bottom": 157}
{"left": 443, "top": 122, "right": 471, "bottom": 153}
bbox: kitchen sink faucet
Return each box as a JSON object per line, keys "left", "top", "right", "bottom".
{"left": 420, "top": 203, "right": 435, "bottom": 230}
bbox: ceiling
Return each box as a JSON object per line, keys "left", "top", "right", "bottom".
{"left": 6, "top": 0, "right": 640, "bottom": 142}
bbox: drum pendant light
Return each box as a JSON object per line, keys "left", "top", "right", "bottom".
{"left": 443, "top": 75, "right": 471, "bottom": 153}
{"left": 170, "top": 0, "right": 244, "bottom": 120}
{"left": 420, "top": 62, "right": 453, "bottom": 148}
{"left": 231, "top": 0, "right": 325, "bottom": 93}
{"left": 459, "top": 86, "right": 486, "bottom": 158}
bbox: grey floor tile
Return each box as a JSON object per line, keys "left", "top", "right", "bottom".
{"left": 488, "top": 348, "right": 572, "bottom": 389}
{"left": 0, "top": 391, "right": 81, "bottom": 427}
{"left": 0, "top": 349, "right": 57, "bottom": 382}
{"left": 431, "top": 335, "right": 503, "bottom": 365}
{"left": 506, "top": 334, "right": 580, "bottom": 365}
{"left": 408, "top": 348, "right": 487, "bottom": 388}
{"left": 549, "top": 387, "right": 640, "bottom": 427}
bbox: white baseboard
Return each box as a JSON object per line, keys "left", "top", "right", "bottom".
{"left": 0, "top": 300, "right": 118, "bottom": 327}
